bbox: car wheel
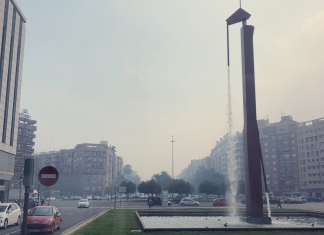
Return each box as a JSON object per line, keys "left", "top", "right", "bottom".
{"left": 3, "top": 219, "right": 8, "bottom": 229}
{"left": 49, "top": 224, "right": 54, "bottom": 234}
{"left": 216, "top": 204, "right": 220, "bottom": 207}
{"left": 15, "top": 215, "right": 21, "bottom": 225}
{"left": 194, "top": 203, "right": 198, "bottom": 206}
{"left": 180, "top": 203, "right": 185, "bottom": 207}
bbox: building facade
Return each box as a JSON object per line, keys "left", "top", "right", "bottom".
{"left": 297, "top": 117, "right": 324, "bottom": 198}
{"left": 10, "top": 111, "right": 36, "bottom": 190}
{"left": 258, "top": 116, "right": 300, "bottom": 196}
{"left": 210, "top": 132, "right": 244, "bottom": 181}
{"left": 33, "top": 142, "right": 124, "bottom": 197}
{"left": 0, "top": 0, "right": 26, "bottom": 202}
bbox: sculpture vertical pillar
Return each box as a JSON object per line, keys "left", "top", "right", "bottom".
{"left": 241, "top": 24, "right": 263, "bottom": 218}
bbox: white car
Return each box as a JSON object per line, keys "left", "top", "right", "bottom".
{"left": 190, "top": 195, "right": 199, "bottom": 200}
{"left": 87, "top": 196, "right": 92, "bottom": 200}
{"left": 180, "top": 197, "right": 199, "bottom": 206}
{"left": 45, "top": 197, "right": 56, "bottom": 201}
{"left": 0, "top": 203, "right": 21, "bottom": 229}
{"left": 78, "top": 199, "right": 89, "bottom": 208}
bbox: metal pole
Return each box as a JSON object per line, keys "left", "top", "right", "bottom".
{"left": 114, "top": 186, "right": 116, "bottom": 209}
{"left": 19, "top": 180, "right": 22, "bottom": 206}
{"left": 21, "top": 186, "right": 30, "bottom": 235}
{"left": 38, "top": 183, "right": 40, "bottom": 203}
{"left": 47, "top": 186, "right": 49, "bottom": 206}
{"left": 171, "top": 136, "right": 175, "bottom": 178}
{"left": 111, "top": 146, "right": 115, "bottom": 200}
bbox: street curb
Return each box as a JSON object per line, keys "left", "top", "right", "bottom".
{"left": 60, "top": 209, "right": 109, "bottom": 235}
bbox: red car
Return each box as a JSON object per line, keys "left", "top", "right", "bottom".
{"left": 21, "top": 206, "right": 62, "bottom": 234}
{"left": 213, "top": 198, "right": 231, "bottom": 207}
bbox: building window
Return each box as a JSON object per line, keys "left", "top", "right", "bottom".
{"left": 272, "top": 155, "right": 276, "bottom": 158}
{"left": 273, "top": 168, "right": 276, "bottom": 171}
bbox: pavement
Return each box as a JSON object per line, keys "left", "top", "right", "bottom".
{"left": 1, "top": 199, "right": 323, "bottom": 234}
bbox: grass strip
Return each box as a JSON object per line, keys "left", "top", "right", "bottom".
{"left": 74, "top": 208, "right": 322, "bottom": 235}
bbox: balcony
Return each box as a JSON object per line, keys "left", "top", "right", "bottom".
{"left": 19, "top": 123, "right": 37, "bottom": 131}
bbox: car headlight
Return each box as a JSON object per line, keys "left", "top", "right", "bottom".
{"left": 43, "top": 218, "right": 53, "bottom": 224}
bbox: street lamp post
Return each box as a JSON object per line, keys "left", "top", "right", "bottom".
{"left": 19, "top": 175, "right": 23, "bottom": 206}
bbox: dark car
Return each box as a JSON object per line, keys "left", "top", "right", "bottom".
{"left": 62, "top": 196, "right": 69, "bottom": 201}
{"left": 147, "top": 197, "right": 162, "bottom": 206}
{"left": 307, "top": 196, "right": 323, "bottom": 202}
{"left": 172, "top": 196, "right": 185, "bottom": 204}
{"left": 241, "top": 198, "right": 246, "bottom": 204}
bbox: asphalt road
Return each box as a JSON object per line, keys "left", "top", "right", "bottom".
{"left": 0, "top": 200, "right": 109, "bottom": 235}
{"left": 1, "top": 199, "right": 323, "bottom": 235}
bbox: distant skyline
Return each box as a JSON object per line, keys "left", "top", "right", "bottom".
{"left": 16, "top": 0, "right": 324, "bottom": 180}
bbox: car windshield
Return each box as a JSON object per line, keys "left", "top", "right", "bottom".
{"left": 80, "top": 199, "right": 88, "bottom": 202}
{"left": 0, "top": 206, "right": 7, "bottom": 212}
{"left": 29, "top": 207, "right": 52, "bottom": 216}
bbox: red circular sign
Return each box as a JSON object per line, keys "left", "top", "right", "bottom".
{"left": 38, "top": 166, "right": 59, "bottom": 187}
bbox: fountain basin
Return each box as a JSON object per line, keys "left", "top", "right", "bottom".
{"left": 135, "top": 210, "right": 324, "bottom": 232}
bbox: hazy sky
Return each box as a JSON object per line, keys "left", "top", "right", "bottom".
{"left": 16, "top": 0, "right": 324, "bottom": 180}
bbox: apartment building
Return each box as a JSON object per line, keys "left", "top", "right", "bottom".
{"left": 211, "top": 132, "right": 244, "bottom": 181}
{"left": 0, "top": 0, "right": 27, "bottom": 202}
{"left": 10, "top": 110, "right": 36, "bottom": 189}
{"left": 258, "top": 116, "right": 300, "bottom": 196}
{"left": 297, "top": 117, "right": 324, "bottom": 198}
{"left": 33, "top": 141, "right": 123, "bottom": 197}
{"left": 177, "top": 156, "right": 213, "bottom": 180}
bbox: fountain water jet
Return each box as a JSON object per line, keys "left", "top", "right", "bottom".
{"left": 226, "top": 66, "right": 239, "bottom": 216}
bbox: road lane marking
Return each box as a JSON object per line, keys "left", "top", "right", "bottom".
{"left": 61, "top": 210, "right": 108, "bottom": 235}
{"left": 4, "top": 230, "right": 20, "bottom": 235}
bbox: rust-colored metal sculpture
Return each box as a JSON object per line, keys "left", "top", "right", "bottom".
{"left": 227, "top": 8, "right": 269, "bottom": 222}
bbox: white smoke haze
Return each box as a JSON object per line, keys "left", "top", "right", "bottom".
{"left": 16, "top": 0, "right": 324, "bottom": 180}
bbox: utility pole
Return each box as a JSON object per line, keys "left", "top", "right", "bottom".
{"left": 171, "top": 136, "right": 175, "bottom": 178}
{"left": 111, "top": 146, "right": 116, "bottom": 208}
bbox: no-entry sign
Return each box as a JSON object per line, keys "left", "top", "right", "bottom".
{"left": 38, "top": 166, "right": 59, "bottom": 187}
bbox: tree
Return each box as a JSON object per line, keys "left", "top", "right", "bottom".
{"left": 152, "top": 171, "right": 173, "bottom": 190}
{"left": 168, "top": 179, "right": 193, "bottom": 196}
{"left": 198, "top": 180, "right": 218, "bottom": 197}
{"left": 123, "top": 164, "right": 132, "bottom": 179}
{"left": 137, "top": 179, "right": 161, "bottom": 196}
{"left": 119, "top": 181, "right": 136, "bottom": 200}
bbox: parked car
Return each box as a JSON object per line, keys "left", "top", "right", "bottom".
{"left": 190, "top": 195, "right": 199, "bottom": 200}
{"left": 87, "top": 196, "right": 92, "bottom": 200}
{"left": 172, "top": 196, "right": 185, "bottom": 204}
{"left": 180, "top": 197, "right": 199, "bottom": 207}
{"left": 92, "top": 196, "right": 99, "bottom": 200}
{"left": 300, "top": 196, "right": 307, "bottom": 203}
{"left": 307, "top": 196, "right": 323, "bottom": 202}
{"left": 111, "top": 195, "right": 120, "bottom": 199}
{"left": 241, "top": 198, "right": 246, "bottom": 204}
{"left": 21, "top": 206, "right": 61, "bottom": 234}
{"left": 78, "top": 199, "right": 90, "bottom": 208}
{"left": 289, "top": 197, "right": 299, "bottom": 204}
{"left": 70, "top": 196, "right": 79, "bottom": 200}
{"left": 45, "top": 197, "right": 56, "bottom": 201}
{"left": 213, "top": 198, "right": 230, "bottom": 207}
{"left": 284, "top": 197, "right": 291, "bottom": 204}
{"left": 62, "top": 197, "right": 69, "bottom": 201}
{"left": 147, "top": 197, "right": 162, "bottom": 206}
{"left": 131, "top": 196, "right": 139, "bottom": 199}
{"left": 0, "top": 203, "right": 21, "bottom": 229}
{"left": 100, "top": 196, "right": 110, "bottom": 201}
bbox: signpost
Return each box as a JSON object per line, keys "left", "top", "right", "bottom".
{"left": 22, "top": 159, "right": 35, "bottom": 235}
{"left": 38, "top": 166, "right": 59, "bottom": 206}
{"left": 162, "top": 190, "right": 168, "bottom": 207}
{"left": 117, "top": 187, "right": 126, "bottom": 207}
